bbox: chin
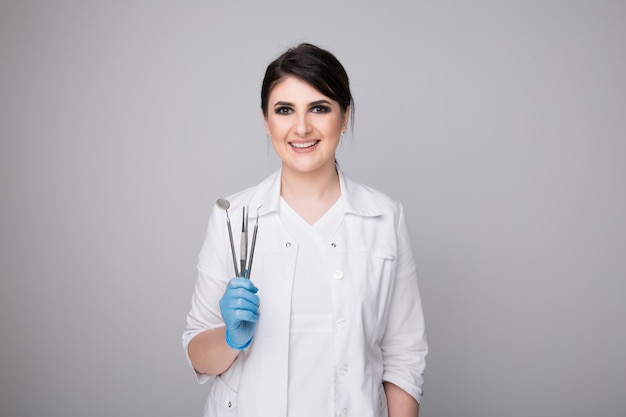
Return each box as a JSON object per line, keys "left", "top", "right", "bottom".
{"left": 287, "top": 160, "right": 334, "bottom": 175}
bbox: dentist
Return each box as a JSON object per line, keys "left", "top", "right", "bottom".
{"left": 183, "top": 43, "right": 427, "bottom": 417}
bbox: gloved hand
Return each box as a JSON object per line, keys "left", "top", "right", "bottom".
{"left": 219, "top": 277, "right": 260, "bottom": 350}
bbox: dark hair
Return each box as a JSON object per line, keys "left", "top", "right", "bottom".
{"left": 261, "top": 43, "right": 354, "bottom": 122}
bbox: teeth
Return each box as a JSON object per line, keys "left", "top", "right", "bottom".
{"left": 291, "top": 141, "right": 318, "bottom": 148}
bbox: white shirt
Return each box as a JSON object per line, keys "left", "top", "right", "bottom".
{"left": 281, "top": 196, "right": 344, "bottom": 416}
{"left": 183, "top": 167, "right": 427, "bottom": 417}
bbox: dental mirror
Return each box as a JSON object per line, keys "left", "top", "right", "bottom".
{"left": 216, "top": 198, "right": 239, "bottom": 277}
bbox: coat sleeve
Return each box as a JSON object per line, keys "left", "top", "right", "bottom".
{"left": 182, "top": 204, "right": 231, "bottom": 384}
{"left": 380, "top": 204, "right": 428, "bottom": 403}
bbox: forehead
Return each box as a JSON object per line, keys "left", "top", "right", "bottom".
{"left": 269, "top": 76, "right": 332, "bottom": 102}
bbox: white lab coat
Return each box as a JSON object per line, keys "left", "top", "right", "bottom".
{"left": 183, "top": 167, "right": 427, "bottom": 417}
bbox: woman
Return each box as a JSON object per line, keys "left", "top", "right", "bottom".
{"left": 183, "top": 43, "right": 427, "bottom": 417}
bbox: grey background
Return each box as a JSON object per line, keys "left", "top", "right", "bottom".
{"left": 1, "top": 1, "right": 625, "bottom": 416}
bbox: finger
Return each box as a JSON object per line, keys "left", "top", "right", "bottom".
{"left": 231, "top": 308, "right": 260, "bottom": 324}
{"left": 227, "top": 277, "right": 258, "bottom": 293}
{"left": 224, "top": 286, "right": 260, "bottom": 305}
{"left": 230, "top": 289, "right": 260, "bottom": 306}
{"left": 225, "top": 296, "right": 260, "bottom": 313}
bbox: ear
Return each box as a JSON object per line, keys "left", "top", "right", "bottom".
{"left": 262, "top": 110, "right": 270, "bottom": 135}
{"left": 342, "top": 105, "right": 351, "bottom": 131}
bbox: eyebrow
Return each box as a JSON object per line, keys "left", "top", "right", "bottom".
{"left": 273, "top": 99, "right": 332, "bottom": 107}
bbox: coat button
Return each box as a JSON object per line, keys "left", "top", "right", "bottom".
{"left": 337, "top": 408, "right": 348, "bottom": 417}
{"left": 331, "top": 242, "right": 337, "bottom": 248}
{"left": 338, "top": 365, "right": 348, "bottom": 376}
{"left": 333, "top": 270, "right": 343, "bottom": 279}
{"left": 337, "top": 319, "right": 347, "bottom": 329}
{"left": 285, "top": 242, "right": 292, "bottom": 248}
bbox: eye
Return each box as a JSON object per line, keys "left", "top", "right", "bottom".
{"left": 274, "top": 106, "right": 293, "bottom": 115}
{"left": 310, "top": 105, "right": 331, "bottom": 113}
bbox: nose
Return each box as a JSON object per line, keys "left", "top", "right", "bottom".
{"left": 294, "top": 112, "right": 312, "bottom": 137}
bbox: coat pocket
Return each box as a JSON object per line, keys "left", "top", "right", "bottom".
{"left": 205, "top": 375, "right": 238, "bottom": 415}
{"left": 338, "top": 249, "right": 397, "bottom": 338}
{"left": 344, "top": 250, "right": 396, "bottom": 299}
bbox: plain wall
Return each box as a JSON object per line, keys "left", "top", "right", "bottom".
{"left": 1, "top": 1, "right": 625, "bottom": 416}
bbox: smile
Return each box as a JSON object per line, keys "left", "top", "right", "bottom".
{"left": 290, "top": 140, "right": 320, "bottom": 149}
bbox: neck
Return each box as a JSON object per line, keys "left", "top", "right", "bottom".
{"left": 280, "top": 161, "right": 340, "bottom": 204}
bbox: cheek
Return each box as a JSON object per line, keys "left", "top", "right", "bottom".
{"left": 269, "top": 134, "right": 288, "bottom": 156}
{"left": 326, "top": 120, "right": 344, "bottom": 137}
{"left": 269, "top": 136, "right": 281, "bottom": 152}
{"left": 266, "top": 117, "right": 288, "bottom": 136}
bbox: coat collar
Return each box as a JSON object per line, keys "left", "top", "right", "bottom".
{"left": 246, "top": 166, "right": 383, "bottom": 218}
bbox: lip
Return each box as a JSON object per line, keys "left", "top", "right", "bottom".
{"left": 288, "top": 140, "right": 320, "bottom": 152}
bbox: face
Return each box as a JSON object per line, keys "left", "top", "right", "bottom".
{"left": 264, "top": 76, "right": 349, "bottom": 176}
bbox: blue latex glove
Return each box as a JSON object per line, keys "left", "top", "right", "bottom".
{"left": 219, "top": 277, "right": 260, "bottom": 350}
